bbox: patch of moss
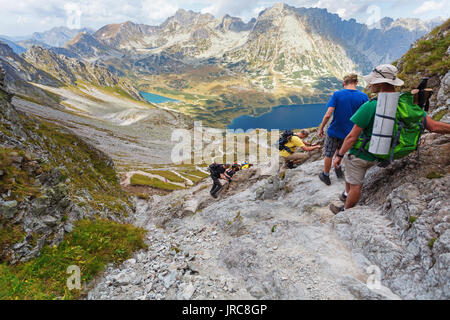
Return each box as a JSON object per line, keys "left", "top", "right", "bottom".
{"left": 432, "top": 109, "right": 448, "bottom": 121}
{"left": 0, "top": 219, "right": 147, "bottom": 300}
{"left": 426, "top": 171, "right": 444, "bottom": 179}
{"left": 409, "top": 216, "right": 417, "bottom": 224}
{"left": 135, "top": 193, "right": 150, "bottom": 200}
{"left": 428, "top": 237, "right": 437, "bottom": 248}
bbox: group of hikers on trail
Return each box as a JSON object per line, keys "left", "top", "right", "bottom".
{"left": 209, "top": 64, "right": 450, "bottom": 214}
{"left": 208, "top": 162, "right": 250, "bottom": 198}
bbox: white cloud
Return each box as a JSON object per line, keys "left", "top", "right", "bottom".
{"left": 0, "top": 0, "right": 447, "bottom": 36}
{"left": 201, "top": 0, "right": 261, "bottom": 19}
{"left": 413, "top": 1, "right": 445, "bottom": 14}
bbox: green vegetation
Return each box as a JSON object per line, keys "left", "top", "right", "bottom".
{"left": 432, "top": 109, "right": 448, "bottom": 121}
{"left": 135, "top": 193, "right": 150, "bottom": 200}
{"left": 130, "top": 174, "right": 185, "bottom": 191}
{"left": 428, "top": 237, "right": 438, "bottom": 249}
{"left": 426, "top": 171, "right": 444, "bottom": 179}
{"left": 25, "top": 121, "right": 132, "bottom": 214}
{"left": 0, "top": 148, "right": 41, "bottom": 202}
{"left": 409, "top": 216, "right": 417, "bottom": 224}
{"left": 397, "top": 19, "right": 450, "bottom": 88}
{"left": 153, "top": 87, "right": 210, "bottom": 101}
{"left": 0, "top": 219, "right": 147, "bottom": 300}
{"left": 100, "top": 85, "right": 135, "bottom": 101}
{"left": 145, "top": 170, "right": 186, "bottom": 183}
{"left": 178, "top": 169, "right": 209, "bottom": 184}
{"left": 0, "top": 225, "right": 26, "bottom": 262}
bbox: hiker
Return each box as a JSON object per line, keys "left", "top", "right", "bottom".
{"left": 318, "top": 73, "right": 369, "bottom": 185}
{"left": 227, "top": 163, "right": 241, "bottom": 177}
{"left": 279, "top": 129, "right": 321, "bottom": 169}
{"left": 330, "top": 64, "right": 450, "bottom": 214}
{"left": 209, "top": 163, "right": 232, "bottom": 198}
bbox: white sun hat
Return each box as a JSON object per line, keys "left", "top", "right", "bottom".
{"left": 363, "top": 64, "right": 404, "bottom": 86}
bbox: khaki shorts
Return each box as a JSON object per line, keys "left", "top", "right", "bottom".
{"left": 280, "top": 152, "right": 309, "bottom": 169}
{"left": 344, "top": 154, "right": 375, "bottom": 185}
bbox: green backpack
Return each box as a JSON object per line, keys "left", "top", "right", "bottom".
{"left": 354, "top": 92, "right": 427, "bottom": 165}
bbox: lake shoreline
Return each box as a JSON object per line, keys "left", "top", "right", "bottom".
{"left": 227, "top": 103, "right": 328, "bottom": 131}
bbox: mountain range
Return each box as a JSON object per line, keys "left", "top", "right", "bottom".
{"left": 0, "top": 4, "right": 447, "bottom": 126}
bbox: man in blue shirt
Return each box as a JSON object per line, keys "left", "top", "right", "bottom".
{"left": 318, "top": 74, "right": 369, "bottom": 185}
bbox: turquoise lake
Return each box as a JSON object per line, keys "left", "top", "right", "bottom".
{"left": 140, "top": 91, "right": 179, "bottom": 104}
{"left": 227, "top": 103, "right": 328, "bottom": 131}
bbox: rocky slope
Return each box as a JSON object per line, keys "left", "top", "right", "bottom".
{"left": 0, "top": 72, "right": 135, "bottom": 264}
{"left": 23, "top": 45, "right": 143, "bottom": 101}
{"left": 0, "top": 41, "right": 62, "bottom": 107}
{"left": 396, "top": 19, "right": 450, "bottom": 115}
{"left": 64, "top": 31, "right": 123, "bottom": 60}
{"left": 88, "top": 125, "right": 449, "bottom": 300}
{"left": 31, "top": 26, "right": 94, "bottom": 48}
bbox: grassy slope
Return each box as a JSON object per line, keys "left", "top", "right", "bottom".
{"left": 130, "top": 174, "right": 185, "bottom": 191}
{"left": 0, "top": 92, "right": 147, "bottom": 299}
{"left": 0, "top": 219, "right": 146, "bottom": 300}
{"left": 397, "top": 19, "right": 450, "bottom": 90}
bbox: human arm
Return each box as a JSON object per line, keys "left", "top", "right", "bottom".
{"left": 301, "top": 144, "right": 321, "bottom": 152}
{"left": 425, "top": 116, "right": 450, "bottom": 134}
{"left": 220, "top": 173, "right": 232, "bottom": 182}
{"left": 319, "top": 107, "right": 335, "bottom": 137}
{"left": 333, "top": 124, "right": 363, "bottom": 168}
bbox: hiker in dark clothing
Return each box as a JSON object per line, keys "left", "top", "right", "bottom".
{"left": 209, "top": 163, "right": 232, "bottom": 198}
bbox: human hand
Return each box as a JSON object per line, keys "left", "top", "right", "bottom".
{"left": 319, "top": 129, "right": 324, "bottom": 138}
{"left": 333, "top": 156, "right": 342, "bottom": 168}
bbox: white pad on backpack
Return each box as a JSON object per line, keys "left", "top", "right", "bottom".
{"left": 369, "top": 92, "right": 400, "bottom": 155}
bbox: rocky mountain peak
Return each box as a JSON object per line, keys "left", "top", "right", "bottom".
{"left": 164, "top": 8, "right": 216, "bottom": 28}
{"left": 31, "top": 26, "right": 94, "bottom": 47}
{"left": 218, "top": 14, "right": 254, "bottom": 33}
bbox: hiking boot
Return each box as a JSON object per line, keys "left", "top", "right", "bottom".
{"left": 319, "top": 172, "right": 331, "bottom": 185}
{"left": 339, "top": 191, "right": 347, "bottom": 203}
{"left": 329, "top": 203, "right": 345, "bottom": 215}
{"left": 335, "top": 166, "right": 344, "bottom": 179}
{"left": 211, "top": 192, "right": 218, "bottom": 199}
{"left": 286, "top": 161, "right": 294, "bottom": 169}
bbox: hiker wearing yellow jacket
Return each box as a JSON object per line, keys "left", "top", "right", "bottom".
{"left": 330, "top": 64, "right": 450, "bottom": 214}
{"left": 279, "top": 130, "right": 321, "bottom": 169}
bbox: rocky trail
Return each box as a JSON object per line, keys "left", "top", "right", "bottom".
{"left": 88, "top": 159, "right": 425, "bottom": 300}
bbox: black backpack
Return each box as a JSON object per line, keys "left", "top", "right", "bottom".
{"left": 278, "top": 130, "right": 294, "bottom": 154}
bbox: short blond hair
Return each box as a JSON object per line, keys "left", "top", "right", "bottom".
{"left": 343, "top": 73, "right": 358, "bottom": 85}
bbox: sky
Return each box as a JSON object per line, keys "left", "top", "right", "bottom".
{"left": 0, "top": 0, "right": 448, "bottom": 36}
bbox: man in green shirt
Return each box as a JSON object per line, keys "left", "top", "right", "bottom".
{"left": 330, "top": 64, "right": 450, "bottom": 214}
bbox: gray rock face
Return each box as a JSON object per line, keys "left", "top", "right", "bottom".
{"left": 436, "top": 70, "right": 450, "bottom": 109}
{"left": 0, "top": 200, "right": 18, "bottom": 219}
{"left": 333, "top": 175, "right": 449, "bottom": 300}
{"left": 0, "top": 65, "right": 5, "bottom": 88}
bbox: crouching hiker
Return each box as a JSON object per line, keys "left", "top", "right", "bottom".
{"left": 330, "top": 64, "right": 450, "bottom": 214}
{"left": 279, "top": 129, "right": 321, "bottom": 169}
{"left": 209, "top": 163, "right": 232, "bottom": 198}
